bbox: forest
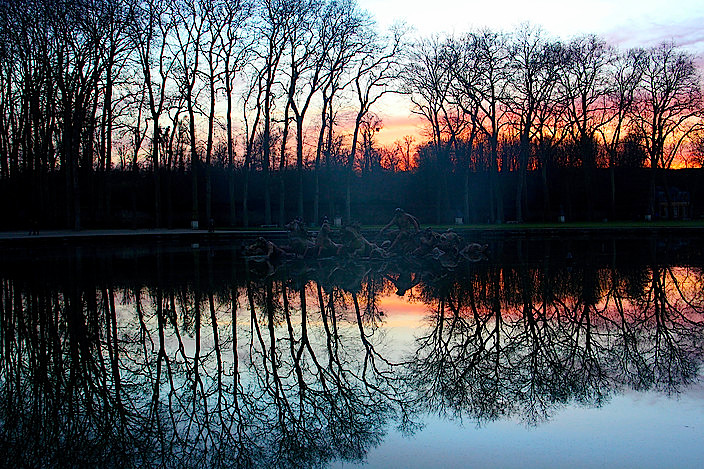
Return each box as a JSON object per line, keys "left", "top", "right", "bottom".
{"left": 1, "top": 0, "right": 703, "bottom": 229}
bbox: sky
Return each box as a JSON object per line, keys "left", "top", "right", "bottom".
{"left": 356, "top": 0, "right": 704, "bottom": 146}
{"left": 358, "top": 0, "right": 704, "bottom": 49}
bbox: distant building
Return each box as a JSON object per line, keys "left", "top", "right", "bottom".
{"left": 655, "top": 186, "right": 690, "bottom": 219}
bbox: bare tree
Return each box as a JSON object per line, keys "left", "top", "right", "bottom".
{"left": 359, "top": 113, "right": 382, "bottom": 174}
{"left": 345, "top": 24, "right": 404, "bottom": 222}
{"left": 404, "top": 35, "right": 472, "bottom": 223}
{"left": 97, "top": 0, "right": 135, "bottom": 222}
{"left": 630, "top": 42, "right": 704, "bottom": 217}
{"left": 276, "top": 0, "right": 322, "bottom": 225}
{"left": 558, "top": 35, "right": 613, "bottom": 220}
{"left": 690, "top": 130, "right": 704, "bottom": 168}
{"left": 396, "top": 135, "right": 416, "bottom": 171}
{"left": 194, "top": 0, "right": 250, "bottom": 229}
{"left": 215, "top": 0, "right": 252, "bottom": 226}
{"left": 252, "top": 0, "right": 292, "bottom": 226}
{"left": 507, "top": 24, "right": 560, "bottom": 222}
{"left": 596, "top": 48, "right": 643, "bottom": 219}
{"left": 201, "top": 0, "right": 223, "bottom": 227}
{"left": 532, "top": 49, "right": 569, "bottom": 221}
{"left": 0, "top": 0, "right": 57, "bottom": 224}
{"left": 451, "top": 29, "right": 512, "bottom": 223}
{"left": 312, "top": 0, "right": 371, "bottom": 223}
{"left": 241, "top": 69, "right": 264, "bottom": 227}
{"left": 287, "top": 0, "right": 332, "bottom": 220}
{"left": 173, "top": 0, "right": 206, "bottom": 228}
{"left": 132, "top": 0, "right": 178, "bottom": 227}
{"left": 51, "top": 0, "right": 112, "bottom": 229}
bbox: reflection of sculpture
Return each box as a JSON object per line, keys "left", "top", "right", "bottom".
{"left": 386, "top": 270, "right": 421, "bottom": 296}
{"left": 460, "top": 242, "right": 489, "bottom": 262}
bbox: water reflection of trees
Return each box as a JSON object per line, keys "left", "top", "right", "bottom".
{"left": 1, "top": 238, "right": 704, "bottom": 466}
{"left": 0, "top": 266, "right": 412, "bottom": 468}
{"left": 407, "top": 241, "right": 704, "bottom": 426}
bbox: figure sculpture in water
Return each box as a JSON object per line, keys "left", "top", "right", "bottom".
{"left": 243, "top": 209, "right": 487, "bottom": 268}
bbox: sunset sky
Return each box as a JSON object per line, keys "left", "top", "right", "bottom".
{"left": 357, "top": 0, "right": 704, "bottom": 146}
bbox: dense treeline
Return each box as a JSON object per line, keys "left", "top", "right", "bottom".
{"left": 0, "top": 0, "right": 702, "bottom": 229}
{"left": 405, "top": 27, "right": 704, "bottom": 223}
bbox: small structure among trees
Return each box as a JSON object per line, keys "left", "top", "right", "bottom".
{"left": 655, "top": 187, "right": 691, "bottom": 220}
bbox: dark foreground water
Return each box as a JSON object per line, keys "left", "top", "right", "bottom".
{"left": 1, "top": 233, "right": 703, "bottom": 468}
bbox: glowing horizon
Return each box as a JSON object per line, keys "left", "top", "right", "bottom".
{"left": 358, "top": 0, "right": 704, "bottom": 163}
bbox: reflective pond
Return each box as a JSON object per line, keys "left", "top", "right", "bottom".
{"left": 1, "top": 233, "right": 703, "bottom": 468}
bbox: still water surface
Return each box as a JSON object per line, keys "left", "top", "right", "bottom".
{"left": 1, "top": 233, "right": 703, "bottom": 468}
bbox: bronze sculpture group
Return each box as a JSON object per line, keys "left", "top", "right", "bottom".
{"left": 244, "top": 209, "right": 488, "bottom": 269}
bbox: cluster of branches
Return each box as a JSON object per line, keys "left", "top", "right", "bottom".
{"left": 404, "top": 26, "right": 704, "bottom": 222}
{"left": 0, "top": 0, "right": 404, "bottom": 229}
{"left": 1, "top": 1, "right": 703, "bottom": 229}
{"left": 407, "top": 262, "right": 704, "bottom": 425}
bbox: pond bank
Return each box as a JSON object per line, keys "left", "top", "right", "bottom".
{"left": 0, "top": 221, "right": 703, "bottom": 246}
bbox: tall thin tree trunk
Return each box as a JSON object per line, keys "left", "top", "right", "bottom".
{"left": 313, "top": 100, "right": 327, "bottom": 224}
{"left": 278, "top": 104, "right": 290, "bottom": 227}
{"left": 609, "top": 163, "right": 616, "bottom": 220}
{"left": 226, "top": 73, "right": 236, "bottom": 226}
{"left": 152, "top": 121, "right": 161, "bottom": 228}
{"left": 205, "top": 55, "right": 216, "bottom": 226}
{"left": 345, "top": 116, "right": 362, "bottom": 223}
{"left": 188, "top": 95, "right": 198, "bottom": 228}
{"left": 243, "top": 151, "right": 250, "bottom": 228}
{"left": 516, "top": 131, "right": 530, "bottom": 223}
{"left": 105, "top": 67, "right": 113, "bottom": 224}
{"left": 296, "top": 118, "right": 304, "bottom": 219}
{"left": 464, "top": 165, "right": 470, "bottom": 224}
{"left": 263, "top": 74, "right": 273, "bottom": 226}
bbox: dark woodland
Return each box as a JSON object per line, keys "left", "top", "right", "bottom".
{"left": 1, "top": 0, "right": 703, "bottom": 230}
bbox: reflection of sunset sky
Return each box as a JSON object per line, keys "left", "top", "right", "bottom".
{"left": 377, "top": 290, "right": 428, "bottom": 323}
{"left": 366, "top": 266, "right": 704, "bottom": 323}
{"left": 112, "top": 264, "right": 704, "bottom": 385}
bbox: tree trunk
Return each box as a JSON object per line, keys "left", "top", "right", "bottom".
{"left": 516, "top": 132, "right": 529, "bottom": 223}
{"left": 152, "top": 120, "right": 161, "bottom": 228}
{"left": 243, "top": 150, "right": 250, "bottom": 228}
{"left": 486, "top": 138, "right": 496, "bottom": 223}
{"left": 345, "top": 170, "right": 352, "bottom": 223}
{"left": 188, "top": 95, "right": 198, "bottom": 228}
{"left": 226, "top": 74, "right": 236, "bottom": 226}
{"left": 296, "top": 118, "right": 304, "bottom": 219}
{"left": 105, "top": 68, "right": 113, "bottom": 225}
{"left": 346, "top": 115, "right": 362, "bottom": 223}
{"left": 464, "top": 168, "right": 470, "bottom": 224}
{"left": 609, "top": 163, "right": 616, "bottom": 220}
{"left": 205, "top": 52, "right": 217, "bottom": 227}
